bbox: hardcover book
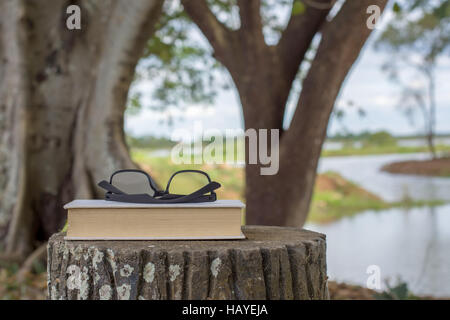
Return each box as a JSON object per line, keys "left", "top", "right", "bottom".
{"left": 64, "top": 199, "right": 245, "bottom": 240}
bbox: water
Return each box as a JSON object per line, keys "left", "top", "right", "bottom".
{"left": 318, "top": 153, "right": 450, "bottom": 202}
{"left": 323, "top": 137, "right": 450, "bottom": 151}
{"left": 306, "top": 153, "right": 450, "bottom": 297}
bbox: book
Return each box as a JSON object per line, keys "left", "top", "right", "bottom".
{"left": 64, "top": 199, "right": 245, "bottom": 240}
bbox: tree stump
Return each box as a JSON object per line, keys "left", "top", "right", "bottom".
{"left": 47, "top": 226, "right": 328, "bottom": 300}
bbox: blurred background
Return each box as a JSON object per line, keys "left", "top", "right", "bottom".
{"left": 0, "top": 0, "right": 449, "bottom": 299}
{"left": 126, "top": 0, "right": 450, "bottom": 299}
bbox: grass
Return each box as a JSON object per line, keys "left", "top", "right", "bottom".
{"left": 309, "top": 171, "right": 388, "bottom": 223}
{"left": 309, "top": 177, "right": 444, "bottom": 223}
{"left": 131, "top": 149, "right": 446, "bottom": 224}
{"left": 309, "top": 171, "right": 444, "bottom": 223}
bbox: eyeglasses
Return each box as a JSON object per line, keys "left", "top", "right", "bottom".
{"left": 98, "top": 169, "right": 220, "bottom": 204}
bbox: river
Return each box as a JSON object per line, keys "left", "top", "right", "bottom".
{"left": 306, "top": 153, "right": 450, "bottom": 297}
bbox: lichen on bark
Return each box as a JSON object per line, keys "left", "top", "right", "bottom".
{"left": 48, "top": 226, "right": 329, "bottom": 300}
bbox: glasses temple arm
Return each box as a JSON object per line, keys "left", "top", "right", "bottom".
{"left": 98, "top": 180, "right": 127, "bottom": 195}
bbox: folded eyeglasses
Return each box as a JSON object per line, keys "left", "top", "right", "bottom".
{"left": 98, "top": 169, "right": 220, "bottom": 204}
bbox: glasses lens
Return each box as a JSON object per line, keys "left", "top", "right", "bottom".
{"left": 111, "top": 171, "right": 154, "bottom": 195}
{"left": 168, "top": 171, "right": 211, "bottom": 195}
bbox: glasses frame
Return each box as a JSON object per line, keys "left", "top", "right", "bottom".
{"left": 98, "top": 169, "right": 220, "bottom": 204}
{"left": 110, "top": 169, "right": 160, "bottom": 195}
{"left": 165, "top": 169, "right": 212, "bottom": 194}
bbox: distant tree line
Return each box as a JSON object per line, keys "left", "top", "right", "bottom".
{"left": 126, "top": 135, "right": 177, "bottom": 149}
{"left": 328, "top": 130, "right": 397, "bottom": 147}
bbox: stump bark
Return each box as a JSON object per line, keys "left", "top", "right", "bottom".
{"left": 47, "top": 226, "right": 328, "bottom": 300}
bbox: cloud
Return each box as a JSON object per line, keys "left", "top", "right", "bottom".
{"left": 184, "top": 105, "right": 215, "bottom": 117}
{"left": 372, "top": 94, "right": 398, "bottom": 109}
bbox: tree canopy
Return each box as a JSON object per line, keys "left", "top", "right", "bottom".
{"left": 127, "top": 0, "right": 319, "bottom": 119}
{"left": 378, "top": 0, "right": 450, "bottom": 62}
{"left": 376, "top": 0, "right": 449, "bottom": 157}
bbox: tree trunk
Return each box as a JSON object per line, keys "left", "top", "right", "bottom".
{"left": 426, "top": 67, "right": 437, "bottom": 159}
{"left": 182, "top": 0, "right": 388, "bottom": 227}
{"left": 47, "top": 226, "right": 328, "bottom": 300}
{"left": 244, "top": 0, "right": 388, "bottom": 227}
{"left": 426, "top": 132, "right": 436, "bottom": 160}
{"left": 0, "top": 0, "right": 163, "bottom": 257}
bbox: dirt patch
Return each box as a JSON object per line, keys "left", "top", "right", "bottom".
{"left": 382, "top": 157, "right": 450, "bottom": 177}
{"left": 328, "top": 281, "right": 377, "bottom": 300}
{"left": 315, "top": 174, "right": 337, "bottom": 192}
{"left": 315, "top": 172, "right": 382, "bottom": 201}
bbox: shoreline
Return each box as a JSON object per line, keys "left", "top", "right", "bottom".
{"left": 382, "top": 157, "right": 450, "bottom": 177}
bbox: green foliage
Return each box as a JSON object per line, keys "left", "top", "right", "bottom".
{"left": 126, "top": 91, "right": 142, "bottom": 116}
{"left": 127, "top": 0, "right": 298, "bottom": 115}
{"left": 126, "top": 135, "right": 177, "bottom": 149}
{"left": 375, "top": 1, "right": 449, "bottom": 157}
{"left": 130, "top": 1, "right": 222, "bottom": 114}
{"left": 292, "top": 0, "right": 306, "bottom": 16}
{"left": 374, "top": 279, "right": 411, "bottom": 300}
{"left": 376, "top": 0, "right": 450, "bottom": 62}
{"left": 32, "top": 261, "right": 46, "bottom": 275}
{"left": 331, "top": 100, "right": 367, "bottom": 134}
{"left": 392, "top": 2, "right": 402, "bottom": 14}
{"left": 362, "top": 130, "right": 397, "bottom": 147}
{"left": 329, "top": 130, "right": 396, "bottom": 146}
{"left": 0, "top": 266, "right": 47, "bottom": 300}
{"left": 310, "top": 171, "right": 389, "bottom": 223}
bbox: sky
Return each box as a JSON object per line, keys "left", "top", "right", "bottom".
{"left": 125, "top": 3, "right": 450, "bottom": 139}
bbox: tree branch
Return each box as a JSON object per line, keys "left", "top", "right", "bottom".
{"left": 181, "top": 0, "right": 234, "bottom": 64}
{"left": 278, "top": 0, "right": 388, "bottom": 226}
{"left": 277, "top": 0, "right": 333, "bottom": 85}
{"left": 237, "top": 0, "right": 265, "bottom": 45}
{"left": 16, "top": 242, "right": 47, "bottom": 282}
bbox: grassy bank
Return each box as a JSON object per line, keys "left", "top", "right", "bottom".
{"left": 131, "top": 149, "right": 444, "bottom": 224}
{"left": 309, "top": 171, "right": 444, "bottom": 223}
{"left": 310, "top": 171, "right": 385, "bottom": 223}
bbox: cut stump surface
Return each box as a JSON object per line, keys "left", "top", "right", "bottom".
{"left": 47, "top": 226, "right": 328, "bottom": 300}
